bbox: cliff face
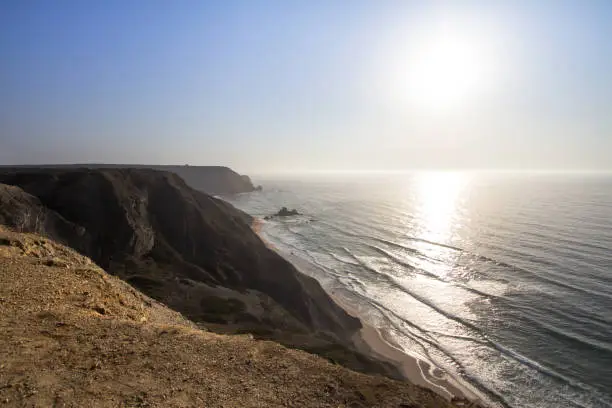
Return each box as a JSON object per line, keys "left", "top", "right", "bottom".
{"left": 0, "top": 164, "right": 257, "bottom": 195}
{"left": 0, "top": 169, "right": 343, "bottom": 331}
{"left": 0, "top": 168, "right": 396, "bottom": 376}
{"left": 0, "top": 184, "right": 84, "bottom": 243}
{"left": 0, "top": 228, "right": 464, "bottom": 408}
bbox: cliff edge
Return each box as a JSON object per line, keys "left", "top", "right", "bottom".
{"left": 0, "top": 168, "right": 397, "bottom": 377}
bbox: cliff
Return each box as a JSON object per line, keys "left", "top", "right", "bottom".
{"left": 0, "top": 164, "right": 257, "bottom": 195}
{"left": 0, "top": 228, "right": 466, "bottom": 407}
{"left": 0, "top": 168, "right": 395, "bottom": 377}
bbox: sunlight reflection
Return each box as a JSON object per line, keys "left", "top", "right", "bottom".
{"left": 412, "top": 172, "right": 468, "bottom": 273}
{"left": 415, "top": 172, "right": 466, "bottom": 242}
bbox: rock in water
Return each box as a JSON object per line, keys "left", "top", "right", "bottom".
{"left": 267, "top": 207, "right": 300, "bottom": 218}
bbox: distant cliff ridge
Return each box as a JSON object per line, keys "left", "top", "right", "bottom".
{"left": 0, "top": 164, "right": 257, "bottom": 195}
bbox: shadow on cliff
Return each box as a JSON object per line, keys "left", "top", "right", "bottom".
{"left": 0, "top": 168, "right": 401, "bottom": 379}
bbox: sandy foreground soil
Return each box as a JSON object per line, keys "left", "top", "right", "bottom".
{"left": 0, "top": 228, "right": 476, "bottom": 407}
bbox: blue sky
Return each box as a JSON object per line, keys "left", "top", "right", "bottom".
{"left": 1, "top": 0, "right": 611, "bottom": 173}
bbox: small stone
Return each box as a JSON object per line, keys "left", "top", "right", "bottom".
{"left": 93, "top": 305, "right": 107, "bottom": 315}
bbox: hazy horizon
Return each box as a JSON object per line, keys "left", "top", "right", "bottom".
{"left": 2, "top": 1, "right": 612, "bottom": 173}
{"left": 3, "top": 162, "right": 612, "bottom": 177}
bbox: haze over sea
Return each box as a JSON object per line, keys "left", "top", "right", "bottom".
{"left": 227, "top": 171, "right": 612, "bottom": 408}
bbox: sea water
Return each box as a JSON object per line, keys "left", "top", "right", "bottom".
{"left": 226, "top": 171, "right": 612, "bottom": 408}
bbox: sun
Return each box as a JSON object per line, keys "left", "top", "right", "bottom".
{"left": 409, "top": 37, "right": 487, "bottom": 110}
{"left": 392, "top": 26, "right": 497, "bottom": 113}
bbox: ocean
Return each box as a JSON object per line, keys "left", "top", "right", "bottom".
{"left": 225, "top": 171, "right": 612, "bottom": 408}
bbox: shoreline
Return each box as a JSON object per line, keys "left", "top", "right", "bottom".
{"left": 333, "top": 293, "right": 481, "bottom": 403}
{"left": 252, "top": 217, "right": 486, "bottom": 406}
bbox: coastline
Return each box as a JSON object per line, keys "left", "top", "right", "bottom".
{"left": 252, "top": 217, "right": 486, "bottom": 406}
{"left": 334, "top": 294, "right": 482, "bottom": 404}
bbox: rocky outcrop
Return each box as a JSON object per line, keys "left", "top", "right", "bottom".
{"left": 0, "top": 168, "right": 398, "bottom": 377}
{"left": 276, "top": 207, "right": 300, "bottom": 216}
{"left": 0, "top": 164, "right": 257, "bottom": 195}
{"left": 265, "top": 207, "right": 301, "bottom": 220}
{"left": 0, "top": 184, "right": 85, "bottom": 244}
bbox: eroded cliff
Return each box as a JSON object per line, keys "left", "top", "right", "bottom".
{"left": 0, "top": 168, "right": 393, "bottom": 377}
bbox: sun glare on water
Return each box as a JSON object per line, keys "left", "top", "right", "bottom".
{"left": 414, "top": 172, "right": 466, "bottom": 244}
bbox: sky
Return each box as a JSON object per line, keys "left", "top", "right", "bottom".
{"left": 1, "top": 0, "right": 612, "bottom": 173}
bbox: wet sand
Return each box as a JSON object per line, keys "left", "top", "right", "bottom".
{"left": 333, "top": 293, "right": 483, "bottom": 404}
{"left": 252, "top": 218, "right": 486, "bottom": 406}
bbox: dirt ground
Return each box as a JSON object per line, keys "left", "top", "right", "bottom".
{"left": 0, "top": 229, "right": 474, "bottom": 408}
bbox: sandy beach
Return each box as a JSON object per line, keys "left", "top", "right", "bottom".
{"left": 334, "top": 294, "right": 484, "bottom": 405}
{"left": 252, "top": 217, "right": 486, "bottom": 406}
